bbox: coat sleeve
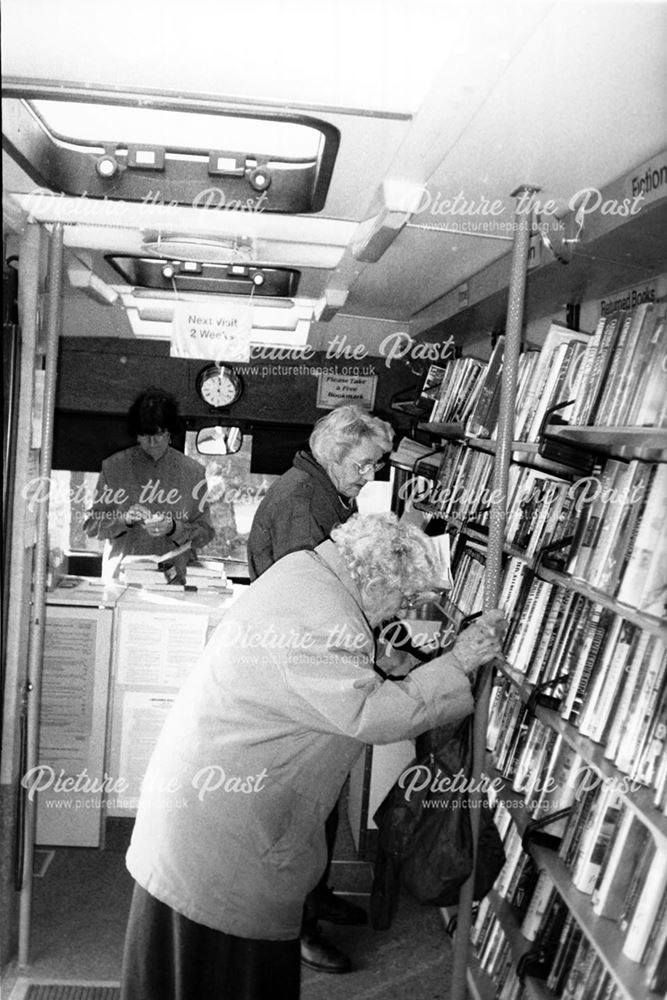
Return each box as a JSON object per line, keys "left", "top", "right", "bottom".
{"left": 281, "top": 621, "right": 474, "bottom": 745}
{"left": 82, "top": 465, "right": 131, "bottom": 541}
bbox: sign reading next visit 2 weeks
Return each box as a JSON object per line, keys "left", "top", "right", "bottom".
{"left": 170, "top": 301, "right": 252, "bottom": 362}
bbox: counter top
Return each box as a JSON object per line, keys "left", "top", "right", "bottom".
{"left": 46, "top": 576, "right": 247, "bottom": 611}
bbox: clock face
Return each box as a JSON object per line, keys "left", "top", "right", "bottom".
{"left": 197, "top": 365, "right": 242, "bottom": 409}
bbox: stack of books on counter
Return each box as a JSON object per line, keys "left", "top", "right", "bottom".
{"left": 120, "top": 542, "right": 192, "bottom": 591}
{"left": 185, "top": 560, "right": 231, "bottom": 593}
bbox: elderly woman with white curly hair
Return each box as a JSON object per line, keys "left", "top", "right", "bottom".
{"left": 121, "top": 512, "right": 505, "bottom": 1000}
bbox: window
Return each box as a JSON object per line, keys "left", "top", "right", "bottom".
{"left": 184, "top": 431, "right": 277, "bottom": 563}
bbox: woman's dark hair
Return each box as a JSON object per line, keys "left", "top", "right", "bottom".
{"left": 128, "top": 387, "right": 182, "bottom": 437}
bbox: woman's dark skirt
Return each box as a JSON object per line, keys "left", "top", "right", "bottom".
{"left": 121, "top": 882, "right": 301, "bottom": 1000}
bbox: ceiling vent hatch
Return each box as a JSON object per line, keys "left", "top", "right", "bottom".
{"left": 2, "top": 95, "right": 339, "bottom": 213}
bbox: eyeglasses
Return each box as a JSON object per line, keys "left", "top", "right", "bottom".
{"left": 351, "top": 458, "right": 386, "bottom": 476}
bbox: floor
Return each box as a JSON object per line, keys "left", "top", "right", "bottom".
{"left": 4, "top": 815, "right": 457, "bottom": 1000}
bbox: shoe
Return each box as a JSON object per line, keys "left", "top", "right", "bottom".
{"left": 300, "top": 928, "right": 352, "bottom": 974}
{"left": 313, "top": 886, "right": 368, "bottom": 926}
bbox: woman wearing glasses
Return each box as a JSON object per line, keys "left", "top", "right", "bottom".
{"left": 247, "top": 404, "right": 393, "bottom": 582}
{"left": 84, "top": 386, "right": 214, "bottom": 582}
{"left": 246, "top": 403, "right": 393, "bottom": 974}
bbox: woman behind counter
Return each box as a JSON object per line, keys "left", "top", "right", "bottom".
{"left": 84, "top": 387, "right": 214, "bottom": 582}
{"left": 120, "top": 512, "right": 505, "bottom": 1000}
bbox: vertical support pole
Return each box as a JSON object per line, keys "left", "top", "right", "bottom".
{"left": 449, "top": 189, "right": 537, "bottom": 1000}
{"left": 18, "top": 224, "right": 64, "bottom": 968}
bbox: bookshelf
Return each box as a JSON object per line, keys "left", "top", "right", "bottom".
{"left": 393, "top": 286, "right": 667, "bottom": 999}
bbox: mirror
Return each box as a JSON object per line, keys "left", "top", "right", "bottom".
{"left": 196, "top": 425, "right": 244, "bottom": 456}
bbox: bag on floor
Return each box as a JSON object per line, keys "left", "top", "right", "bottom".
{"left": 371, "top": 715, "right": 505, "bottom": 921}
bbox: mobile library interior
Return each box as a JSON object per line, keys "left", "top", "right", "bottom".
{"left": 2, "top": 2, "right": 667, "bottom": 999}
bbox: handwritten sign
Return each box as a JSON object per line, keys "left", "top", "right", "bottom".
{"left": 170, "top": 300, "right": 251, "bottom": 362}
{"left": 316, "top": 373, "right": 378, "bottom": 411}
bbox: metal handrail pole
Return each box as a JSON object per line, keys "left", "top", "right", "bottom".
{"left": 18, "top": 224, "right": 64, "bottom": 968}
{"left": 449, "top": 190, "right": 537, "bottom": 999}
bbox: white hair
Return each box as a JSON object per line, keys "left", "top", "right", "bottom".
{"left": 310, "top": 405, "right": 393, "bottom": 469}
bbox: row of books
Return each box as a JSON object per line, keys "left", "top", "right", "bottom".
{"left": 567, "top": 458, "right": 667, "bottom": 616}
{"left": 471, "top": 887, "right": 630, "bottom": 1000}
{"left": 569, "top": 301, "right": 667, "bottom": 429}
{"left": 486, "top": 707, "right": 667, "bottom": 974}
{"left": 499, "top": 560, "right": 667, "bottom": 779}
{"left": 446, "top": 301, "right": 666, "bottom": 447}
{"left": 480, "top": 796, "right": 667, "bottom": 995}
{"left": 423, "top": 356, "right": 486, "bottom": 426}
{"left": 420, "top": 434, "right": 666, "bottom": 617}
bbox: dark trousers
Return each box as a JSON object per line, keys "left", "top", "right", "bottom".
{"left": 301, "top": 802, "right": 339, "bottom": 933}
{"left": 121, "top": 882, "right": 301, "bottom": 1000}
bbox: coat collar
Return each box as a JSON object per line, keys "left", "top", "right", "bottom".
{"left": 311, "top": 539, "right": 366, "bottom": 618}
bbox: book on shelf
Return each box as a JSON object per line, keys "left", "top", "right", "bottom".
{"left": 534, "top": 892, "right": 569, "bottom": 979}
{"left": 597, "top": 302, "right": 656, "bottom": 426}
{"left": 570, "top": 785, "right": 623, "bottom": 895}
{"left": 559, "top": 602, "right": 610, "bottom": 723}
{"left": 588, "top": 459, "right": 651, "bottom": 595}
{"left": 569, "top": 310, "right": 624, "bottom": 427}
{"left": 591, "top": 806, "right": 651, "bottom": 918}
{"left": 465, "top": 336, "right": 505, "bottom": 437}
{"left": 525, "top": 338, "right": 589, "bottom": 443}
{"left": 531, "top": 741, "right": 584, "bottom": 842}
{"left": 547, "top": 911, "right": 583, "bottom": 994}
{"left": 603, "top": 629, "right": 654, "bottom": 763}
{"left": 631, "top": 667, "right": 667, "bottom": 788}
{"left": 626, "top": 303, "right": 667, "bottom": 427}
{"left": 520, "top": 870, "right": 556, "bottom": 941}
{"left": 558, "top": 783, "right": 599, "bottom": 869}
{"left": 515, "top": 322, "right": 590, "bottom": 442}
{"left": 508, "top": 853, "right": 538, "bottom": 920}
{"left": 577, "top": 618, "right": 638, "bottom": 744}
{"left": 568, "top": 458, "right": 627, "bottom": 583}
{"left": 622, "top": 843, "right": 667, "bottom": 962}
{"left": 614, "top": 636, "right": 665, "bottom": 774}
{"left": 616, "top": 462, "right": 667, "bottom": 613}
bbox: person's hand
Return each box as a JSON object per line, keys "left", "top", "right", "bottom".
{"left": 125, "top": 504, "right": 151, "bottom": 526}
{"left": 450, "top": 610, "right": 506, "bottom": 677}
{"left": 142, "top": 512, "right": 174, "bottom": 538}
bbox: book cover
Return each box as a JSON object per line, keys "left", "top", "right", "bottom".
{"left": 592, "top": 808, "right": 651, "bottom": 918}
{"left": 574, "top": 459, "right": 631, "bottom": 585}
{"left": 591, "top": 308, "right": 636, "bottom": 426}
{"left": 526, "top": 339, "right": 588, "bottom": 442}
{"left": 520, "top": 870, "right": 555, "bottom": 941}
{"left": 602, "top": 302, "right": 655, "bottom": 425}
{"left": 614, "top": 636, "right": 663, "bottom": 774}
{"left": 578, "top": 618, "right": 637, "bottom": 744}
{"left": 622, "top": 846, "right": 667, "bottom": 962}
{"left": 603, "top": 629, "right": 653, "bottom": 762}
{"left": 627, "top": 304, "right": 667, "bottom": 427}
{"left": 616, "top": 463, "right": 667, "bottom": 609}
{"left": 465, "top": 336, "right": 505, "bottom": 437}
{"left": 571, "top": 786, "right": 623, "bottom": 895}
{"left": 574, "top": 311, "right": 625, "bottom": 426}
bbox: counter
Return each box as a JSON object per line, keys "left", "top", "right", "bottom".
{"left": 38, "top": 578, "right": 243, "bottom": 846}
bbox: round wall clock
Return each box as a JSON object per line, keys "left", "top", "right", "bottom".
{"left": 196, "top": 364, "right": 243, "bottom": 409}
